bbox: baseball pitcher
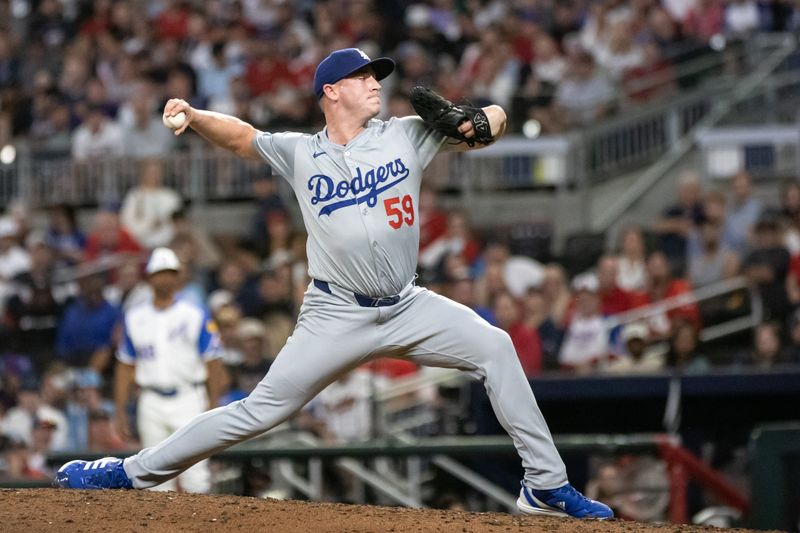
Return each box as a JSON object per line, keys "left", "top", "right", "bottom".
{"left": 57, "top": 48, "right": 612, "bottom": 519}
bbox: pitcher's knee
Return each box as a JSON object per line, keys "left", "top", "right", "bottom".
{"left": 472, "top": 326, "right": 516, "bottom": 361}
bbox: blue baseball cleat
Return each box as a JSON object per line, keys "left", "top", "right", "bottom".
{"left": 54, "top": 457, "right": 133, "bottom": 489}
{"left": 517, "top": 482, "right": 614, "bottom": 519}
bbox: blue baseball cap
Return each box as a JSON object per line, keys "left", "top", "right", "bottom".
{"left": 313, "top": 48, "right": 395, "bottom": 100}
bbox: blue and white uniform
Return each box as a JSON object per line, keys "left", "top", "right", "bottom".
{"left": 119, "top": 297, "right": 219, "bottom": 493}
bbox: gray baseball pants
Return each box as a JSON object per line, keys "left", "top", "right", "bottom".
{"left": 123, "top": 282, "right": 568, "bottom": 490}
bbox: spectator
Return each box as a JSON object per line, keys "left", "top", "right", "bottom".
{"left": 493, "top": 291, "right": 542, "bottom": 378}
{"left": 54, "top": 271, "right": 120, "bottom": 372}
{"left": 604, "top": 321, "right": 666, "bottom": 374}
{"left": 736, "top": 322, "right": 794, "bottom": 369}
{"left": 44, "top": 204, "right": 85, "bottom": 266}
{"left": 0, "top": 354, "right": 34, "bottom": 414}
{"left": 617, "top": 225, "right": 648, "bottom": 292}
{"left": 120, "top": 84, "right": 176, "bottom": 158}
{"left": 550, "top": 50, "right": 616, "bottom": 129}
{"left": 64, "top": 369, "right": 119, "bottom": 451}
{"left": 0, "top": 216, "right": 30, "bottom": 284}
{"left": 0, "top": 435, "right": 34, "bottom": 480}
{"left": 230, "top": 318, "right": 273, "bottom": 399}
{"left": 419, "top": 210, "right": 482, "bottom": 272}
{"left": 597, "top": 255, "right": 634, "bottom": 316}
{"left": 102, "top": 257, "right": 150, "bottom": 311}
{"left": 244, "top": 39, "right": 295, "bottom": 98}
{"left": 531, "top": 34, "right": 568, "bottom": 85}
{"left": 585, "top": 457, "right": 670, "bottom": 522}
{"left": 171, "top": 210, "right": 221, "bottom": 274}
{"left": 621, "top": 42, "right": 677, "bottom": 104}
{"left": 780, "top": 180, "right": 800, "bottom": 255}
{"left": 213, "top": 303, "right": 245, "bottom": 369}
{"left": 84, "top": 209, "right": 143, "bottom": 263}
{"left": 459, "top": 25, "right": 520, "bottom": 109}
{"left": 0, "top": 376, "right": 68, "bottom": 452}
{"left": 4, "top": 231, "right": 75, "bottom": 373}
{"left": 782, "top": 309, "right": 800, "bottom": 363}
{"left": 241, "top": 267, "right": 295, "bottom": 319}
{"left": 475, "top": 240, "right": 544, "bottom": 301}
{"left": 0, "top": 216, "right": 30, "bottom": 318}
{"left": 665, "top": 320, "right": 710, "bottom": 374}
{"left": 474, "top": 261, "right": 508, "bottom": 310}
{"left": 725, "top": 0, "right": 762, "bottom": 36}
{"left": 197, "top": 41, "right": 244, "bottom": 103}
{"left": 39, "top": 362, "right": 71, "bottom": 413}
{"left": 308, "top": 369, "right": 379, "bottom": 443}
{"left": 743, "top": 217, "right": 791, "bottom": 322}
{"left": 654, "top": 171, "right": 705, "bottom": 271}
{"left": 25, "top": 416, "right": 60, "bottom": 477}
{"left": 262, "top": 213, "right": 294, "bottom": 268}
{"left": 559, "top": 273, "right": 609, "bottom": 373}
{"left": 0, "top": 33, "right": 20, "bottom": 91}
{"left": 448, "top": 273, "right": 496, "bottom": 325}
{"left": 522, "top": 285, "right": 564, "bottom": 371}
{"left": 633, "top": 251, "right": 701, "bottom": 339}
{"left": 248, "top": 176, "right": 289, "bottom": 258}
{"left": 542, "top": 263, "right": 572, "bottom": 326}
{"left": 684, "top": 0, "right": 725, "bottom": 42}
{"left": 71, "top": 104, "right": 124, "bottom": 160}
{"left": 120, "top": 159, "right": 182, "bottom": 249}
{"left": 726, "top": 170, "right": 762, "bottom": 257}
{"left": 594, "top": 21, "right": 645, "bottom": 79}
{"left": 32, "top": 101, "right": 74, "bottom": 157}
{"left": 687, "top": 218, "right": 740, "bottom": 287}
{"left": 214, "top": 259, "right": 249, "bottom": 306}
{"left": 418, "top": 186, "right": 448, "bottom": 254}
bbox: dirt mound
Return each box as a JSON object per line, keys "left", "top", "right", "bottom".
{"left": 0, "top": 489, "right": 779, "bottom": 533}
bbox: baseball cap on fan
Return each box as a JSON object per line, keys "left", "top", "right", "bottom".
{"left": 145, "top": 247, "right": 181, "bottom": 275}
{"left": 313, "top": 48, "right": 395, "bottom": 99}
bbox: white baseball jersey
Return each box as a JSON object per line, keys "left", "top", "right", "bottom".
{"left": 253, "top": 117, "right": 450, "bottom": 298}
{"left": 118, "top": 298, "right": 220, "bottom": 388}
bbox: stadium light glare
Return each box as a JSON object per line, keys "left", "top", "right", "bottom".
{"left": 0, "top": 145, "right": 16, "bottom": 165}
{"left": 709, "top": 34, "right": 726, "bottom": 51}
{"left": 522, "top": 119, "right": 542, "bottom": 139}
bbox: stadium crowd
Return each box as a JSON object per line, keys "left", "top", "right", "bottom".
{"left": 1, "top": 163, "right": 799, "bottom": 484}
{"left": 0, "top": 0, "right": 798, "bottom": 514}
{"left": 0, "top": 0, "right": 799, "bottom": 150}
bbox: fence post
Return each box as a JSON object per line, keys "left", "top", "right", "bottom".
{"left": 189, "top": 141, "right": 208, "bottom": 229}
{"left": 15, "top": 142, "right": 32, "bottom": 206}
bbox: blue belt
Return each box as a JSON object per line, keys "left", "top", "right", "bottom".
{"left": 314, "top": 279, "right": 401, "bottom": 307}
{"left": 142, "top": 383, "right": 204, "bottom": 397}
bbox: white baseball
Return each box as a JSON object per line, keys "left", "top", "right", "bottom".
{"left": 162, "top": 111, "right": 186, "bottom": 129}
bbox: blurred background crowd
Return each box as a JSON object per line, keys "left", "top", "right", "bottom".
{"left": 0, "top": 0, "right": 798, "bottom": 524}
{"left": 1, "top": 0, "right": 799, "bottom": 152}
{"left": 1, "top": 164, "right": 798, "bottom": 499}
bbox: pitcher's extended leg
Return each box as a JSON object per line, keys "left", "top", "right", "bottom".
{"left": 384, "top": 288, "right": 567, "bottom": 489}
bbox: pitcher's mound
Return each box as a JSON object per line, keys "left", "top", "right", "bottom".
{"left": 0, "top": 489, "right": 777, "bottom": 533}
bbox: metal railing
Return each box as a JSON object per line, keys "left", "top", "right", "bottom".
{"left": 592, "top": 33, "right": 799, "bottom": 230}
{"left": 605, "top": 276, "right": 762, "bottom": 343}
{"left": 1, "top": 146, "right": 272, "bottom": 208}
{"left": 1, "top": 37, "right": 796, "bottom": 211}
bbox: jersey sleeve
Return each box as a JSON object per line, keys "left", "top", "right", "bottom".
{"left": 396, "top": 116, "right": 452, "bottom": 169}
{"left": 252, "top": 131, "right": 304, "bottom": 182}
{"left": 197, "top": 308, "right": 222, "bottom": 360}
{"left": 116, "top": 315, "right": 136, "bottom": 365}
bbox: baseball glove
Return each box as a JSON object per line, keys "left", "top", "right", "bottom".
{"left": 409, "top": 86, "right": 495, "bottom": 147}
